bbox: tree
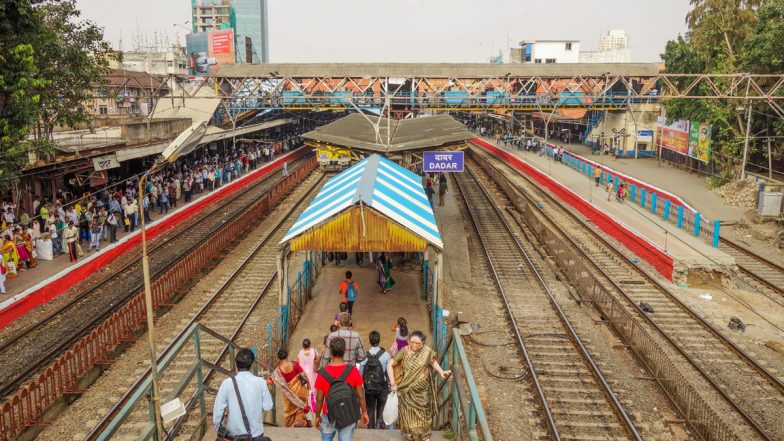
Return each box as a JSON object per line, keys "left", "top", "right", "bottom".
{"left": 0, "top": 0, "right": 49, "bottom": 191}
{"left": 661, "top": 0, "right": 776, "bottom": 181}
{"left": 31, "top": 0, "right": 117, "bottom": 140}
{"left": 0, "top": 0, "right": 117, "bottom": 192}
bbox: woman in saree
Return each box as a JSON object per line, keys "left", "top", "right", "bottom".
{"left": 22, "top": 226, "right": 37, "bottom": 268}
{"left": 378, "top": 254, "right": 395, "bottom": 294}
{"left": 387, "top": 331, "right": 451, "bottom": 441}
{"left": 270, "top": 348, "right": 311, "bottom": 427}
{"left": 1, "top": 235, "right": 19, "bottom": 279}
{"left": 13, "top": 227, "right": 29, "bottom": 270}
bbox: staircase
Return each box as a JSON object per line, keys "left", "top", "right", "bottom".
{"left": 203, "top": 426, "right": 446, "bottom": 440}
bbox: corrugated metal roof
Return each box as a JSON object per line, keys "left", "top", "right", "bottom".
{"left": 281, "top": 154, "right": 442, "bottom": 248}
{"left": 216, "top": 63, "right": 659, "bottom": 78}
{"left": 303, "top": 114, "right": 473, "bottom": 153}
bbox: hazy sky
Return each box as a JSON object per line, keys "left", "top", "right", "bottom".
{"left": 75, "top": 0, "right": 691, "bottom": 63}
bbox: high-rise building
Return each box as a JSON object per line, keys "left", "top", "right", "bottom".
{"left": 233, "top": 0, "right": 269, "bottom": 63}
{"left": 600, "top": 30, "right": 628, "bottom": 51}
{"left": 191, "top": 0, "right": 269, "bottom": 63}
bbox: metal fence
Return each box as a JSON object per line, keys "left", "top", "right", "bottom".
{"left": 545, "top": 145, "right": 722, "bottom": 248}
{"left": 0, "top": 158, "right": 316, "bottom": 441}
{"left": 480, "top": 160, "right": 741, "bottom": 441}
{"left": 433, "top": 330, "right": 493, "bottom": 441}
{"left": 260, "top": 251, "right": 323, "bottom": 370}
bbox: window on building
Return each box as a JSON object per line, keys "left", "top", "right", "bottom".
{"left": 565, "top": 42, "right": 572, "bottom": 51}
{"left": 534, "top": 58, "right": 542, "bottom": 64}
{"left": 545, "top": 58, "right": 556, "bottom": 64}
{"left": 99, "top": 105, "right": 108, "bottom": 115}
{"left": 167, "top": 60, "right": 174, "bottom": 67}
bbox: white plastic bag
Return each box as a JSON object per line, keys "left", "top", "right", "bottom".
{"left": 383, "top": 391, "right": 399, "bottom": 425}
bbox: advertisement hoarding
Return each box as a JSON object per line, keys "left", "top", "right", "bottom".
{"left": 689, "top": 121, "right": 711, "bottom": 162}
{"left": 657, "top": 117, "right": 711, "bottom": 162}
{"left": 186, "top": 29, "right": 235, "bottom": 76}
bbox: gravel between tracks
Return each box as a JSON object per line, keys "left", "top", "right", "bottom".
{"left": 0, "top": 158, "right": 309, "bottom": 394}
{"left": 37, "top": 171, "right": 324, "bottom": 441}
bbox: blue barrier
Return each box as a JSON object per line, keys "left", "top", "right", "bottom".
{"left": 694, "top": 212, "right": 701, "bottom": 236}
{"left": 630, "top": 184, "right": 636, "bottom": 202}
{"left": 678, "top": 205, "right": 684, "bottom": 229}
{"left": 614, "top": 175, "right": 620, "bottom": 192}
{"left": 664, "top": 200, "right": 671, "bottom": 221}
{"left": 651, "top": 193, "right": 657, "bottom": 214}
{"left": 713, "top": 220, "right": 720, "bottom": 247}
{"left": 640, "top": 188, "right": 646, "bottom": 208}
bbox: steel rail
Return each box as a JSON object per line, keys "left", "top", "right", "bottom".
{"left": 0, "top": 155, "right": 310, "bottom": 399}
{"left": 720, "top": 236, "right": 784, "bottom": 298}
{"left": 468, "top": 148, "right": 782, "bottom": 441}
{"left": 85, "top": 172, "right": 326, "bottom": 440}
{"left": 454, "top": 166, "right": 642, "bottom": 441}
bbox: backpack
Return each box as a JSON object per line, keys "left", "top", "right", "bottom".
{"left": 362, "top": 349, "right": 387, "bottom": 395}
{"left": 345, "top": 280, "right": 357, "bottom": 302}
{"left": 320, "top": 365, "right": 361, "bottom": 429}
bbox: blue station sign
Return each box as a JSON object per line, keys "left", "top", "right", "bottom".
{"left": 423, "top": 151, "right": 464, "bottom": 172}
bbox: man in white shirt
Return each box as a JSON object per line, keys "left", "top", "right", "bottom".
{"left": 213, "top": 348, "right": 273, "bottom": 440}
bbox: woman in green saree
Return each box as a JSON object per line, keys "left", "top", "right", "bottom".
{"left": 387, "top": 331, "right": 451, "bottom": 441}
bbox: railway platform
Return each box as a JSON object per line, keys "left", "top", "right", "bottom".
{"left": 473, "top": 138, "right": 735, "bottom": 281}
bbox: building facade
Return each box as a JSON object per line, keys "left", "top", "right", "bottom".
{"left": 191, "top": 0, "right": 269, "bottom": 64}
{"left": 113, "top": 47, "right": 188, "bottom": 77}
{"left": 508, "top": 40, "right": 580, "bottom": 64}
{"left": 600, "top": 29, "right": 629, "bottom": 51}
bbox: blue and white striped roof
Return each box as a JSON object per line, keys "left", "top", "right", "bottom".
{"left": 281, "top": 154, "right": 443, "bottom": 248}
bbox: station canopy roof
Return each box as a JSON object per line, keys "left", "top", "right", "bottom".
{"left": 281, "top": 154, "right": 443, "bottom": 252}
{"left": 302, "top": 114, "right": 473, "bottom": 153}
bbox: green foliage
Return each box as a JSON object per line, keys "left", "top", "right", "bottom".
{"left": 662, "top": 0, "right": 784, "bottom": 176}
{"left": 0, "top": 0, "right": 116, "bottom": 191}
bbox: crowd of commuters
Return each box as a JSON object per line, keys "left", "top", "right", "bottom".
{"left": 213, "top": 256, "right": 450, "bottom": 441}
{"left": 0, "top": 130, "right": 307, "bottom": 295}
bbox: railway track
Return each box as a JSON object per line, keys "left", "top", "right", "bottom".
{"left": 720, "top": 236, "right": 784, "bottom": 302}
{"left": 453, "top": 166, "right": 641, "bottom": 441}
{"left": 0, "top": 154, "right": 311, "bottom": 400}
{"left": 470, "top": 147, "right": 784, "bottom": 440}
{"left": 86, "top": 170, "right": 327, "bottom": 441}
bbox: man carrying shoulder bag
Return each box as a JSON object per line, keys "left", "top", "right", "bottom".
{"left": 213, "top": 348, "right": 273, "bottom": 441}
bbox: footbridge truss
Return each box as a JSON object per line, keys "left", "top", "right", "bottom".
{"left": 192, "top": 63, "right": 784, "bottom": 117}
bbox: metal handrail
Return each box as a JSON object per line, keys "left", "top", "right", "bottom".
{"left": 434, "top": 329, "right": 493, "bottom": 441}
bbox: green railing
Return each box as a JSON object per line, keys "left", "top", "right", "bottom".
{"left": 434, "top": 329, "right": 493, "bottom": 441}
{"left": 88, "top": 322, "right": 271, "bottom": 441}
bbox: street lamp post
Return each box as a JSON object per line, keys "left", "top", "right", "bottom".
{"left": 140, "top": 121, "right": 207, "bottom": 440}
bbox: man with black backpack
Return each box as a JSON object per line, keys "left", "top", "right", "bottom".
{"left": 359, "top": 331, "right": 391, "bottom": 429}
{"left": 315, "top": 337, "right": 369, "bottom": 440}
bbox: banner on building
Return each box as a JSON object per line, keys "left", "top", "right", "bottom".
{"left": 186, "top": 29, "right": 235, "bottom": 76}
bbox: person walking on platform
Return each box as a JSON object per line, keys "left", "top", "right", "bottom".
{"left": 424, "top": 182, "right": 435, "bottom": 208}
{"left": 270, "top": 349, "right": 311, "bottom": 427}
{"left": 593, "top": 167, "right": 602, "bottom": 187}
{"left": 377, "top": 254, "right": 395, "bottom": 294}
{"left": 438, "top": 174, "right": 447, "bottom": 207}
{"left": 390, "top": 317, "right": 409, "bottom": 355}
{"left": 107, "top": 210, "right": 119, "bottom": 243}
{"left": 339, "top": 271, "right": 358, "bottom": 315}
{"left": 359, "top": 330, "right": 391, "bottom": 429}
{"left": 297, "top": 338, "right": 320, "bottom": 403}
{"left": 314, "top": 337, "right": 369, "bottom": 440}
{"left": 321, "top": 314, "right": 366, "bottom": 369}
{"left": 63, "top": 221, "right": 79, "bottom": 262}
{"left": 387, "top": 331, "right": 451, "bottom": 441}
{"left": 89, "top": 216, "right": 102, "bottom": 251}
{"left": 213, "top": 348, "right": 273, "bottom": 441}
{"left": 606, "top": 181, "right": 614, "bottom": 201}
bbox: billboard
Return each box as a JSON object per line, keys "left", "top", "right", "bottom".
{"left": 656, "top": 117, "right": 711, "bottom": 162}
{"left": 689, "top": 121, "right": 711, "bottom": 162}
{"left": 186, "top": 29, "right": 235, "bottom": 76}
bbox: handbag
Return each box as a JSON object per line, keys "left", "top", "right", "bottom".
{"left": 382, "top": 391, "right": 399, "bottom": 425}
{"left": 124, "top": 217, "right": 130, "bottom": 226}
{"left": 75, "top": 242, "right": 84, "bottom": 257}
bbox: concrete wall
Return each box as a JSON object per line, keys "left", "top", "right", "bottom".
{"left": 587, "top": 104, "right": 660, "bottom": 151}
{"left": 528, "top": 41, "right": 580, "bottom": 63}
{"left": 120, "top": 118, "right": 193, "bottom": 143}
